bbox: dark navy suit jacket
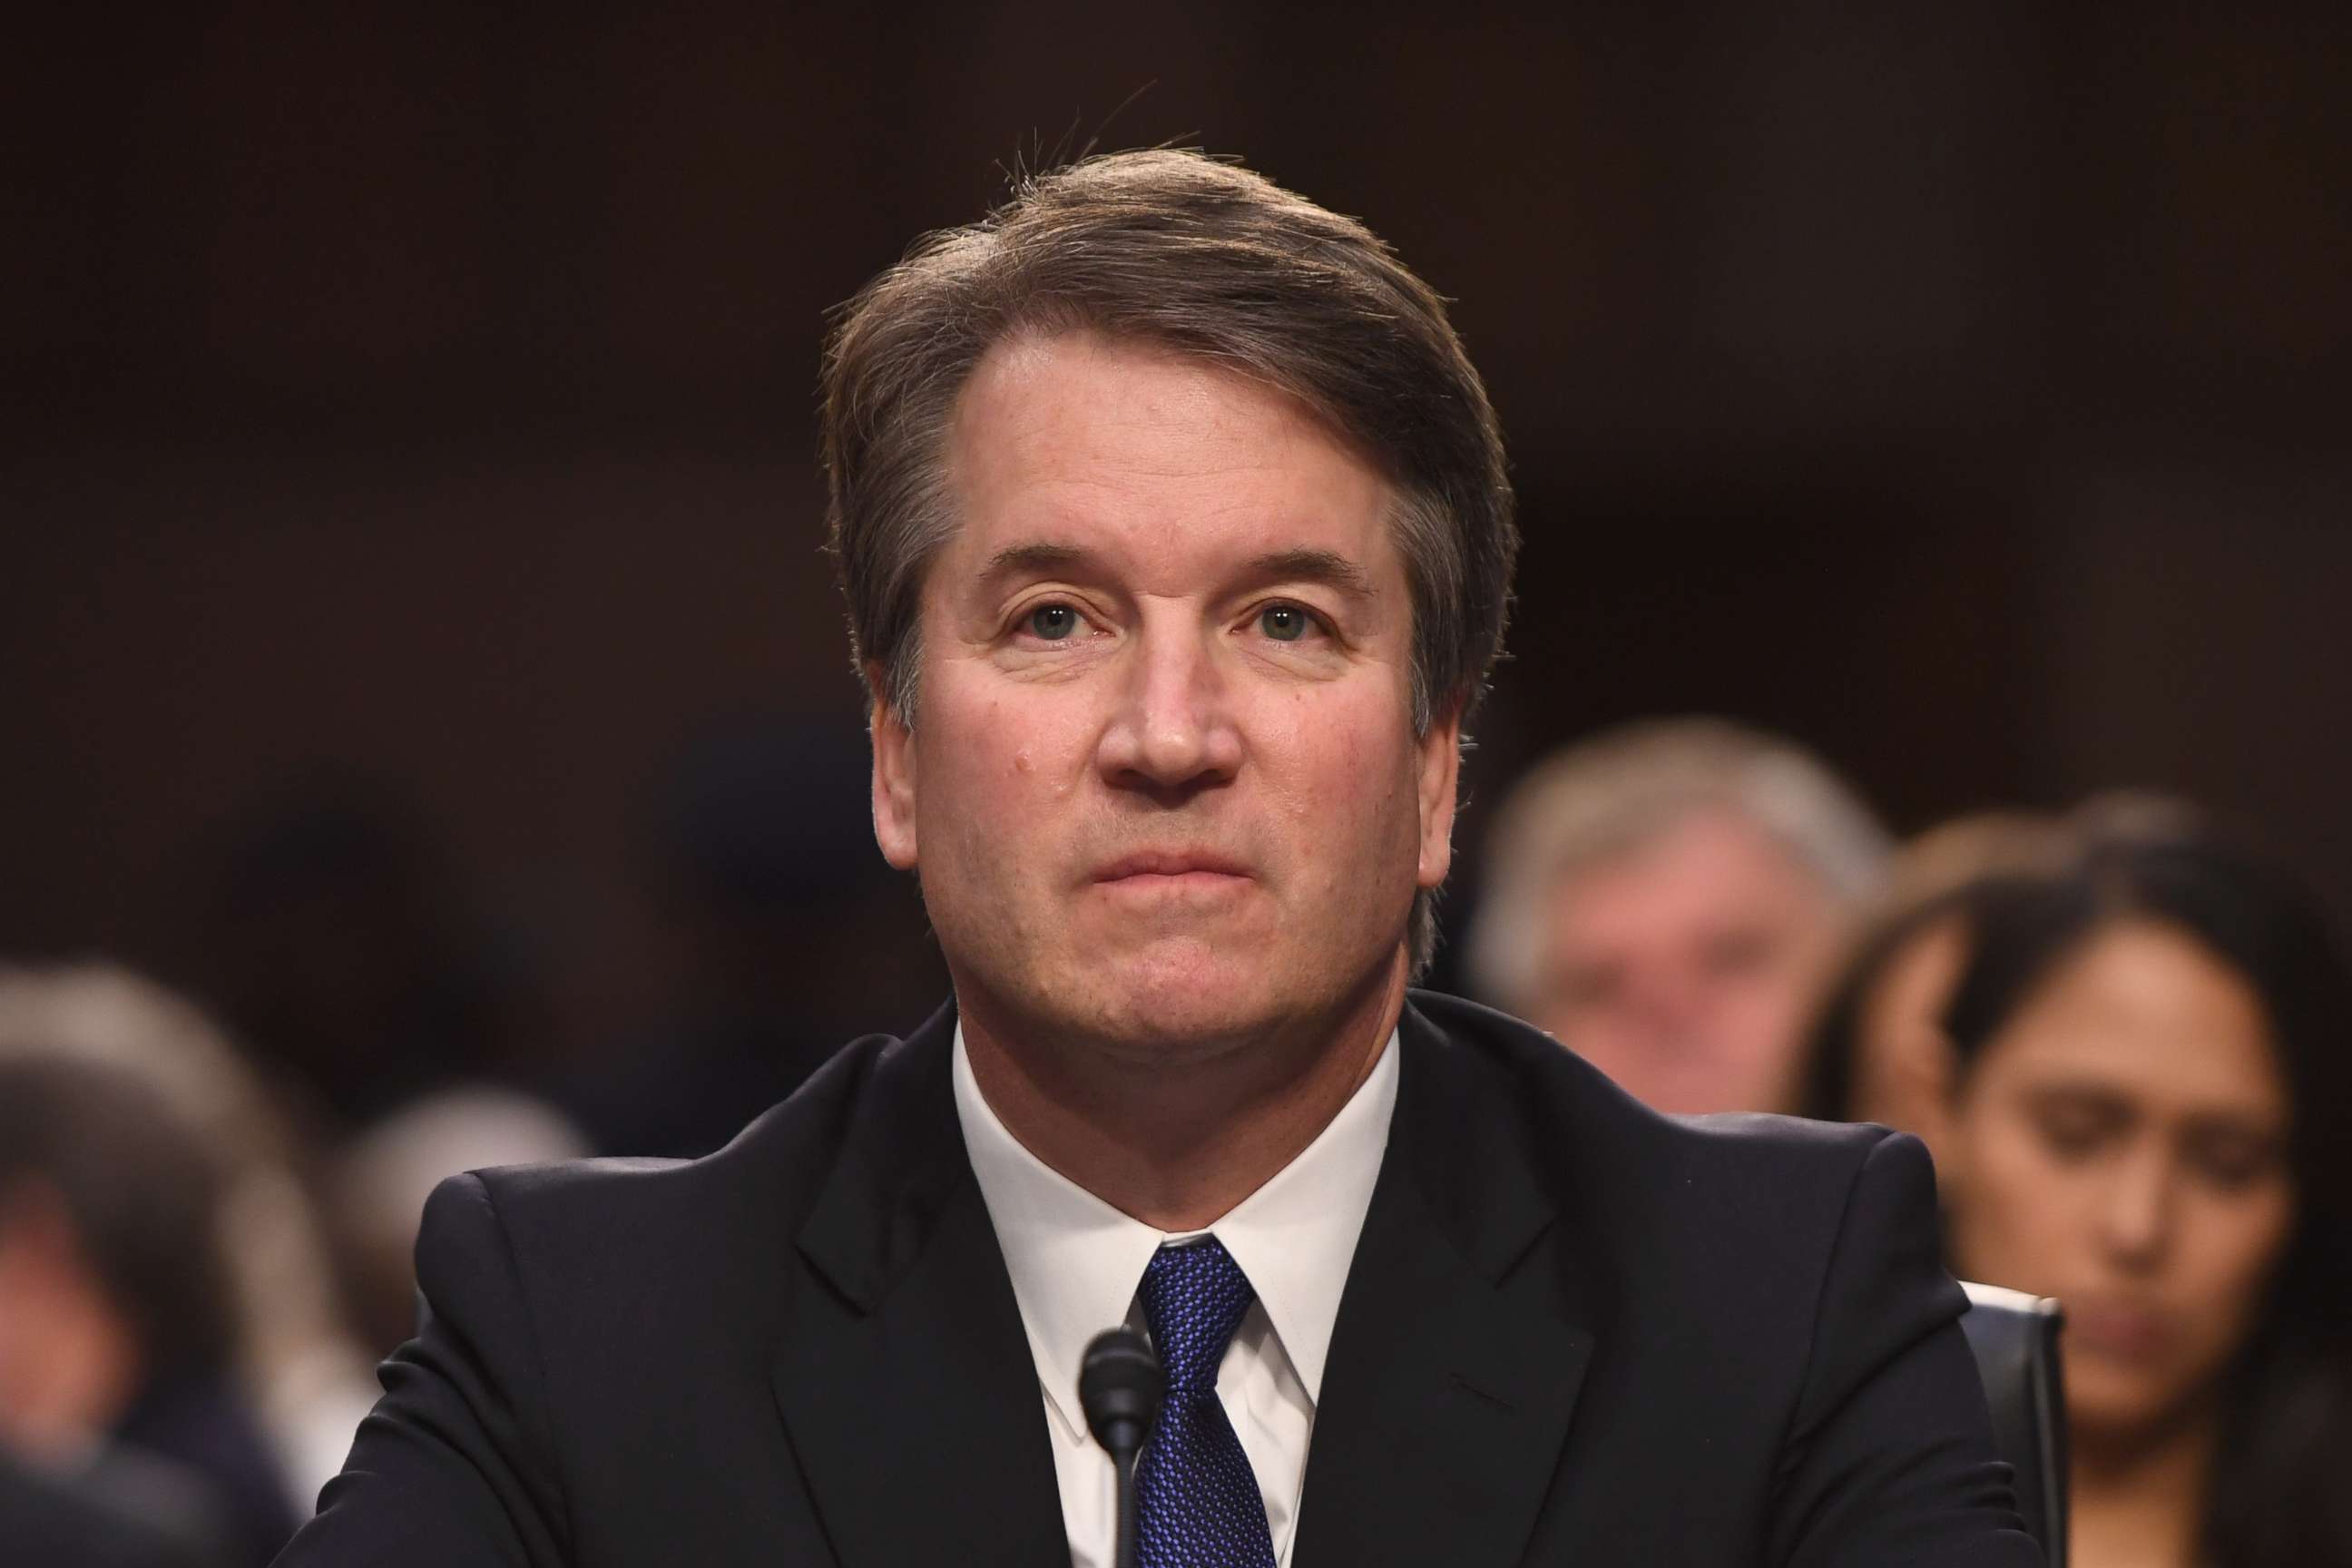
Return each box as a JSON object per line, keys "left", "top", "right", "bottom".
{"left": 278, "top": 992, "right": 2041, "bottom": 1566}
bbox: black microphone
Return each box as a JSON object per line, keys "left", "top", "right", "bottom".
{"left": 1080, "top": 1325, "right": 1162, "bottom": 1568}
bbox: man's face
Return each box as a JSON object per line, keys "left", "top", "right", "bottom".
{"left": 870, "top": 331, "right": 1458, "bottom": 1059}
{"left": 1525, "top": 809, "right": 1842, "bottom": 1114}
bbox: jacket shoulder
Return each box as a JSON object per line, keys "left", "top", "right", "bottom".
{"left": 1404, "top": 990, "right": 1916, "bottom": 1282}
{"left": 436, "top": 1027, "right": 907, "bottom": 1320}
{"left": 1404, "top": 990, "right": 1966, "bottom": 1460}
{"left": 1407, "top": 988, "right": 1895, "bottom": 1170}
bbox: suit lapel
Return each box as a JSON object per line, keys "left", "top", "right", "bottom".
{"left": 1294, "top": 1001, "right": 1594, "bottom": 1568}
{"left": 769, "top": 1007, "right": 1068, "bottom": 1568}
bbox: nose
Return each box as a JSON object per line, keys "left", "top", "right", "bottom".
{"left": 2095, "top": 1141, "right": 2176, "bottom": 1272}
{"left": 1627, "top": 966, "right": 1705, "bottom": 1039}
{"left": 1093, "top": 612, "right": 1244, "bottom": 797}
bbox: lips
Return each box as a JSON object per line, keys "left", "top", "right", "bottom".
{"left": 2065, "top": 1299, "right": 2177, "bottom": 1365}
{"left": 1091, "top": 849, "right": 1254, "bottom": 884}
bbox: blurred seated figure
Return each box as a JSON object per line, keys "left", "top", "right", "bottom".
{"left": 1465, "top": 717, "right": 1890, "bottom": 1112}
{"left": 1849, "top": 833, "right": 2352, "bottom": 1568}
{"left": 0, "top": 965, "right": 380, "bottom": 1561}
{"left": 1801, "top": 795, "right": 2205, "bottom": 1165}
{"left": 0, "top": 1049, "right": 295, "bottom": 1563}
{"left": 2, "top": 1441, "right": 236, "bottom": 1568}
{"left": 1798, "top": 808, "right": 2079, "bottom": 1160}
{"left": 333, "top": 1088, "right": 589, "bottom": 1355}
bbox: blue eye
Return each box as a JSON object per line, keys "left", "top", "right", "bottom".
{"left": 1028, "top": 603, "right": 1079, "bottom": 641}
{"left": 1259, "top": 604, "right": 1311, "bottom": 642}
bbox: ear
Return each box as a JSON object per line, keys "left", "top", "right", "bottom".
{"left": 1906, "top": 1028, "right": 1963, "bottom": 1191}
{"left": 1415, "top": 696, "right": 1465, "bottom": 891}
{"left": 867, "top": 666, "right": 918, "bottom": 870}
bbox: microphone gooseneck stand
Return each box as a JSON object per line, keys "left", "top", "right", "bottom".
{"left": 1079, "top": 1325, "right": 1164, "bottom": 1568}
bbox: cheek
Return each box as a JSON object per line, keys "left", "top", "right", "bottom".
{"left": 1255, "top": 693, "right": 1348, "bottom": 779}
{"left": 1945, "top": 1112, "right": 2085, "bottom": 1288}
{"left": 926, "top": 689, "right": 1091, "bottom": 815}
{"left": 2181, "top": 1185, "right": 2296, "bottom": 1329}
{"left": 1744, "top": 968, "right": 1814, "bottom": 1024}
{"left": 1274, "top": 713, "right": 1417, "bottom": 875}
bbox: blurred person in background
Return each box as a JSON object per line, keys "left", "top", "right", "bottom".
{"left": 1901, "top": 835, "right": 2352, "bottom": 1568}
{"left": 1465, "top": 717, "right": 1891, "bottom": 1113}
{"left": 1801, "top": 794, "right": 2204, "bottom": 1162}
{"left": 332, "top": 1088, "right": 590, "bottom": 1355}
{"left": 0, "top": 1047, "right": 294, "bottom": 1562}
{"left": 1798, "top": 808, "right": 2080, "bottom": 1160}
{"left": 0, "top": 965, "right": 382, "bottom": 1555}
{"left": 2, "top": 1442, "right": 237, "bottom": 1568}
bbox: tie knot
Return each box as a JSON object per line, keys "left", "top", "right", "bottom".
{"left": 1138, "top": 1237, "right": 1257, "bottom": 1394}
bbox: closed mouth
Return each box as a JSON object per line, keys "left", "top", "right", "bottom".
{"left": 1092, "top": 851, "right": 1253, "bottom": 883}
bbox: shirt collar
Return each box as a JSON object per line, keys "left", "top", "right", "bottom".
{"left": 953, "top": 1022, "right": 1399, "bottom": 1434}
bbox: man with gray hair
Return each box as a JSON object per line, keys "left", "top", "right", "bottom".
{"left": 1467, "top": 718, "right": 1890, "bottom": 1114}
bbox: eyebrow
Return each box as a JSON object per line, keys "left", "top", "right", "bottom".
{"left": 979, "top": 542, "right": 1090, "bottom": 584}
{"left": 977, "top": 542, "right": 1377, "bottom": 600}
{"left": 1242, "top": 547, "right": 1377, "bottom": 601}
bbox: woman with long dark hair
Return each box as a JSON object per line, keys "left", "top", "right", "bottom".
{"left": 1859, "top": 833, "right": 2352, "bottom": 1567}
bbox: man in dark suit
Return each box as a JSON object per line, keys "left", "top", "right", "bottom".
{"left": 279, "top": 150, "right": 2038, "bottom": 1566}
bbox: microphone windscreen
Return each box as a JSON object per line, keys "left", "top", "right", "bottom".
{"left": 1079, "top": 1326, "right": 1163, "bottom": 1457}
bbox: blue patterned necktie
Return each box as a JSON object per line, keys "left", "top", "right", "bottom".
{"left": 1132, "top": 1237, "right": 1279, "bottom": 1568}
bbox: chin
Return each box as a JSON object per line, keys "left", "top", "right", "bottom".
{"left": 2063, "top": 1367, "right": 2183, "bottom": 1445}
{"left": 1050, "top": 941, "right": 1303, "bottom": 1058}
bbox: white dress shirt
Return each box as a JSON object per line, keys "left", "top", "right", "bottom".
{"left": 952, "top": 1025, "right": 1399, "bottom": 1568}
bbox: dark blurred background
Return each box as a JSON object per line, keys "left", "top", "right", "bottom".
{"left": 5, "top": 2, "right": 2349, "bottom": 1124}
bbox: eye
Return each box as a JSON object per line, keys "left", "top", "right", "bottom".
{"left": 2035, "top": 1118, "right": 2105, "bottom": 1161}
{"left": 1026, "top": 603, "right": 1081, "bottom": 642}
{"left": 2183, "top": 1128, "right": 2283, "bottom": 1193}
{"left": 2027, "top": 1098, "right": 2124, "bottom": 1162}
{"left": 1258, "top": 603, "right": 1313, "bottom": 642}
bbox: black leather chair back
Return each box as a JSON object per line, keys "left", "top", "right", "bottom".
{"left": 1959, "top": 1281, "right": 2068, "bottom": 1566}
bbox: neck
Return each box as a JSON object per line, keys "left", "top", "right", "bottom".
{"left": 2067, "top": 1400, "right": 2220, "bottom": 1568}
{"left": 960, "top": 955, "right": 1407, "bottom": 1230}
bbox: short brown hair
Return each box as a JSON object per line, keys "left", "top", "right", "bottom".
{"left": 821, "top": 149, "right": 1518, "bottom": 972}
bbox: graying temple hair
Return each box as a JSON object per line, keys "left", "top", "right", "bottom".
{"left": 1466, "top": 718, "right": 1894, "bottom": 1007}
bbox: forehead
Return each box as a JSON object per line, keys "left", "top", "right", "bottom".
{"left": 1980, "top": 920, "right": 2287, "bottom": 1119}
{"left": 939, "top": 330, "right": 1398, "bottom": 583}
{"left": 1548, "top": 809, "right": 1830, "bottom": 945}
